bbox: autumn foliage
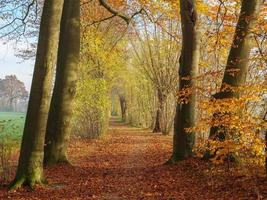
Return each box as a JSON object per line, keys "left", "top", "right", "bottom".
{"left": 0, "top": 0, "right": 266, "bottom": 198}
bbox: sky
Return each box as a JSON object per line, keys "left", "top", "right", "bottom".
{"left": 0, "top": 42, "right": 34, "bottom": 91}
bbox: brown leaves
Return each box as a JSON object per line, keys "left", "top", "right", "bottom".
{"left": 0, "top": 124, "right": 266, "bottom": 199}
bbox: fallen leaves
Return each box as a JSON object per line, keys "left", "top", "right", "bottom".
{"left": 0, "top": 123, "right": 266, "bottom": 199}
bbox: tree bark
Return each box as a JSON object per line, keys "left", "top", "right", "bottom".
{"left": 153, "top": 109, "right": 161, "bottom": 133}
{"left": 263, "top": 110, "right": 267, "bottom": 177}
{"left": 44, "top": 0, "right": 80, "bottom": 166}
{"left": 119, "top": 95, "right": 127, "bottom": 122}
{"left": 265, "top": 130, "right": 267, "bottom": 177}
{"left": 168, "top": 0, "right": 199, "bottom": 163}
{"left": 153, "top": 90, "right": 164, "bottom": 133}
{"left": 209, "top": 0, "right": 262, "bottom": 139}
{"left": 9, "top": 0, "right": 64, "bottom": 190}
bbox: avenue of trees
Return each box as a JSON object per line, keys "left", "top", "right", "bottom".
{"left": 0, "top": 0, "right": 266, "bottom": 190}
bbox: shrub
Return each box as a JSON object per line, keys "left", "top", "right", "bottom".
{"left": 0, "top": 120, "right": 19, "bottom": 182}
{"left": 72, "top": 78, "right": 110, "bottom": 139}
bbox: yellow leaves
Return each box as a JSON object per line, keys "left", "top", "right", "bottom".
{"left": 192, "top": 78, "right": 267, "bottom": 168}
{"left": 196, "top": 0, "right": 209, "bottom": 16}
{"left": 82, "top": 27, "right": 128, "bottom": 83}
{"left": 195, "top": 134, "right": 266, "bottom": 167}
{"left": 138, "top": 0, "right": 180, "bottom": 19}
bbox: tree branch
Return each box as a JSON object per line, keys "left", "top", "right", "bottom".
{"left": 99, "top": 0, "right": 143, "bottom": 25}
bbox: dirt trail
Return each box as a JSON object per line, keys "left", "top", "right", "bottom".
{"left": 0, "top": 119, "right": 266, "bottom": 199}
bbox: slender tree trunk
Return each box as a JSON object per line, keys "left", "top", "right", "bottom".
{"left": 265, "top": 130, "right": 267, "bottom": 177}
{"left": 168, "top": 0, "right": 199, "bottom": 163}
{"left": 44, "top": 0, "right": 80, "bottom": 166}
{"left": 13, "top": 100, "right": 16, "bottom": 112}
{"left": 263, "top": 111, "right": 267, "bottom": 177}
{"left": 9, "top": 99, "right": 13, "bottom": 112}
{"left": 209, "top": 0, "right": 262, "bottom": 139}
{"left": 9, "top": 0, "right": 64, "bottom": 190}
{"left": 153, "top": 90, "right": 164, "bottom": 133}
{"left": 153, "top": 109, "right": 161, "bottom": 133}
{"left": 119, "top": 95, "right": 127, "bottom": 122}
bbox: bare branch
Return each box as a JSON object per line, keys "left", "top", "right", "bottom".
{"left": 99, "top": 0, "right": 143, "bottom": 25}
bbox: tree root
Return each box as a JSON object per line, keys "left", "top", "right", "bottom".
{"left": 8, "top": 175, "right": 47, "bottom": 191}
{"left": 164, "top": 155, "right": 181, "bottom": 165}
{"left": 44, "top": 156, "right": 72, "bottom": 167}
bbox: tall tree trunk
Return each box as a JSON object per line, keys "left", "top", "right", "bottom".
{"left": 44, "top": 0, "right": 80, "bottom": 166}
{"left": 119, "top": 95, "right": 127, "bottom": 122}
{"left": 168, "top": 0, "right": 199, "bottom": 163}
{"left": 209, "top": 0, "right": 262, "bottom": 139}
{"left": 9, "top": 0, "right": 64, "bottom": 190}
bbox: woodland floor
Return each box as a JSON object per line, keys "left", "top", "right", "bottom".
{"left": 0, "top": 118, "right": 267, "bottom": 200}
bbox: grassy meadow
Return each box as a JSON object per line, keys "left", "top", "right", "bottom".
{"left": 0, "top": 112, "right": 25, "bottom": 140}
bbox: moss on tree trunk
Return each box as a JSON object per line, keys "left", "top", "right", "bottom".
{"left": 9, "top": 0, "right": 64, "bottom": 190}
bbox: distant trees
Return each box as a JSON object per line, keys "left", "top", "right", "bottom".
{"left": 0, "top": 75, "right": 28, "bottom": 112}
{"left": 116, "top": 88, "right": 128, "bottom": 122}
{"left": 121, "top": 69, "right": 156, "bottom": 129}
{"left": 71, "top": 0, "right": 129, "bottom": 139}
{"left": 132, "top": 20, "right": 179, "bottom": 134}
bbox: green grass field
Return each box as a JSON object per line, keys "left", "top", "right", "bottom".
{"left": 0, "top": 112, "right": 26, "bottom": 140}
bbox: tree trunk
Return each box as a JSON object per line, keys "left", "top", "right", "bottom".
{"left": 9, "top": 0, "right": 64, "bottom": 190}
{"left": 9, "top": 98, "right": 13, "bottom": 112}
{"left": 209, "top": 0, "right": 262, "bottom": 139}
{"left": 153, "top": 90, "right": 164, "bottom": 133}
{"left": 168, "top": 0, "right": 199, "bottom": 163}
{"left": 119, "top": 95, "right": 127, "bottom": 122}
{"left": 153, "top": 109, "right": 161, "bottom": 133}
{"left": 264, "top": 111, "right": 267, "bottom": 177}
{"left": 265, "top": 130, "right": 267, "bottom": 177}
{"left": 44, "top": 0, "right": 80, "bottom": 166}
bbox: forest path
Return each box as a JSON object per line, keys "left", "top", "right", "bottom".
{"left": 1, "top": 118, "right": 265, "bottom": 199}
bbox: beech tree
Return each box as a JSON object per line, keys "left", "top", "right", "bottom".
{"left": 44, "top": 0, "right": 80, "bottom": 166}
{"left": 9, "top": 0, "right": 64, "bottom": 189}
{"left": 168, "top": 0, "right": 199, "bottom": 163}
{"left": 209, "top": 0, "right": 262, "bottom": 140}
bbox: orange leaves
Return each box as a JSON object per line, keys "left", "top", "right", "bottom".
{"left": 0, "top": 123, "right": 266, "bottom": 198}
{"left": 192, "top": 81, "right": 267, "bottom": 168}
{"left": 178, "top": 85, "right": 194, "bottom": 104}
{"left": 138, "top": 0, "right": 180, "bottom": 20}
